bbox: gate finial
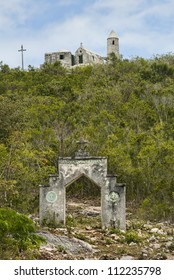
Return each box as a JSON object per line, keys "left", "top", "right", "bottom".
{"left": 75, "top": 138, "right": 89, "bottom": 157}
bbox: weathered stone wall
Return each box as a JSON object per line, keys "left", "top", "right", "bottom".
{"left": 75, "top": 46, "right": 104, "bottom": 66}
{"left": 45, "top": 51, "right": 72, "bottom": 67}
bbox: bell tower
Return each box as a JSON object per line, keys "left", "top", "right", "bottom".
{"left": 107, "top": 30, "right": 119, "bottom": 58}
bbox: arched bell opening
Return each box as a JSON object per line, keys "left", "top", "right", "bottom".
{"left": 65, "top": 174, "right": 101, "bottom": 229}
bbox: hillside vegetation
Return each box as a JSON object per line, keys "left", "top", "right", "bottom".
{"left": 0, "top": 54, "right": 174, "bottom": 224}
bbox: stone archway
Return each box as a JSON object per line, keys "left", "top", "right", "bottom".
{"left": 65, "top": 174, "right": 101, "bottom": 227}
{"left": 40, "top": 140, "right": 126, "bottom": 230}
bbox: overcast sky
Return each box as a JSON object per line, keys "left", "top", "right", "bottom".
{"left": 1, "top": 0, "right": 174, "bottom": 68}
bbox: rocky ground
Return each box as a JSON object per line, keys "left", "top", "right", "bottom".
{"left": 37, "top": 199, "right": 174, "bottom": 260}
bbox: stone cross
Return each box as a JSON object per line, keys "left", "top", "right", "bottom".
{"left": 18, "top": 45, "right": 26, "bottom": 70}
{"left": 75, "top": 138, "right": 89, "bottom": 157}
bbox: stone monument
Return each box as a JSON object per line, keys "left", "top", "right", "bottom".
{"left": 39, "top": 139, "right": 126, "bottom": 230}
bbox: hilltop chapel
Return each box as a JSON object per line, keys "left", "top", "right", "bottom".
{"left": 44, "top": 30, "right": 119, "bottom": 68}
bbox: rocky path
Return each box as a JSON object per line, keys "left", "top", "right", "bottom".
{"left": 38, "top": 200, "right": 174, "bottom": 260}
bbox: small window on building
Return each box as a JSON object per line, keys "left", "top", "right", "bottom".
{"left": 60, "top": 54, "right": 64, "bottom": 60}
{"left": 112, "top": 40, "right": 115, "bottom": 45}
{"left": 92, "top": 56, "right": 95, "bottom": 61}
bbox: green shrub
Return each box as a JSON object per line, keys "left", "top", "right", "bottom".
{"left": 0, "top": 208, "right": 45, "bottom": 259}
{"left": 124, "top": 230, "right": 142, "bottom": 244}
{"left": 66, "top": 215, "right": 76, "bottom": 227}
{"left": 109, "top": 228, "right": 122, "bottom": 235}
{"left": 140, "top": 199, "right": 174, "bottom": 222}
{"left": 168, "top": 242, "right": 174, "bottom": 251}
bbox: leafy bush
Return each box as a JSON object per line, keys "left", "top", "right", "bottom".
{"left": 0, "top": 208, "right": 45, "bottom": 259}
{"left": 140, "top": 198, "right": 174, "bottom": 222}
{"left": 124, "top": 230, "right": 142, "bottom": 244}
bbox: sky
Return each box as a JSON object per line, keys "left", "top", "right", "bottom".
{"left": 1, "top": 0, "right": 174, "bottom": 69}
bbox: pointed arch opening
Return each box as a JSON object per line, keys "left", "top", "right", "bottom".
{"left": 65, "top": 173, "right": 101, "bottom": 228}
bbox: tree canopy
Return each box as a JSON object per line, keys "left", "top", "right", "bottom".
{"left": 0, "top": 55, "right": 174, "bottom": 222}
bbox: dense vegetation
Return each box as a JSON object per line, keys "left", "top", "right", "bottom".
{"left": 0, "top": 54, "right": 174, "bottom": 224}
{"left": 0, "top": 208, "right": 44, "bottom": 259}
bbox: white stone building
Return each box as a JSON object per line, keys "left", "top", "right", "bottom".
{"left": 44, "top": 30, "right": 119, "bottom": 68}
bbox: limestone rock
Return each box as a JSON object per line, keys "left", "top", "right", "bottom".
{"left": 165, "top": 241, "right": 172, "bottom": 248}
{"left": 150, "top": 228, "right": 159, "bottom": 233}
{"left": 120, "top": 255, "right": 134, "bottom": 260}
{"left": 129, "top": 242, "right": 137, "bottom": 246}
{"left": 149, "top": 235, "right": 156, "bottom": 242}
{"left": 152, "top": 243, "right": 161, "bottom": 250}
{"left": 38, "top": 231, "right": 93, "bottom": 255}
